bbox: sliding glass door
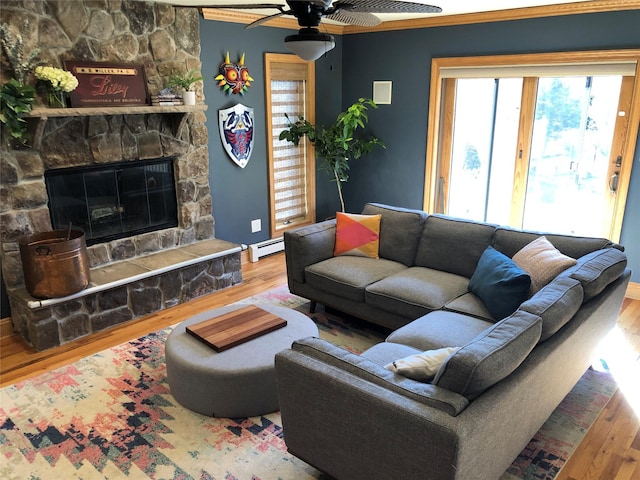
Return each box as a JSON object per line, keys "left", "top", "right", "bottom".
{"left": 426, "top": 51, "right": 640, "bottom": 241}
{"left": 448, "top": 77, "right": 522, "bottom": 225}
{"left": 523, "top": 76, "right": 623, "bottom": 237}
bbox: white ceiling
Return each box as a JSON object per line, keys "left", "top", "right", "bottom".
{"left": 158, "top": 0, "right": 602, "bottom": 24}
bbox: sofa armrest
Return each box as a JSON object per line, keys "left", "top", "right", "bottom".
{"left": 285, "top": 337, "right": 469, "bottom": 415}
{"left": 275, "top": 342, "right": 464, "bottom": 480}
{"left": 284, "top": 220, "right": 336, "bottom": 285}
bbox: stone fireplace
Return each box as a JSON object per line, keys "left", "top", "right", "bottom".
{"left": 0, "top": 2, "right": 242, "bottom": 350}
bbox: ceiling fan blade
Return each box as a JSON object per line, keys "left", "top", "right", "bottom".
{"left": 245, "top": 9, "right": 290, "bottom": 29}
{"left": 287, "top": 0, "right": 332, "bottom": 6}
{"left": 332, "top": 0, "right": 442, "bottom": 14}
{"left": 325, "top": 10, "right": 381, "bottom": 26}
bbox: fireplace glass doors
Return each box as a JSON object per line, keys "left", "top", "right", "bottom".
{"left": 45, "top": 158, "right": 178, "bottom": 246}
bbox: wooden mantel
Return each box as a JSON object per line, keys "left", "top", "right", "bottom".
{"left": 26, "top": 104, "right": 208, "bottom": 149}
{"left": 27, "top": 104, "right": 208, "bottom": 118}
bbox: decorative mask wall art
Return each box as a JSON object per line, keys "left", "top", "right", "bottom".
{"left": 216, "top": 52, "right": 253, "bottom": 95}
{"left": 219, "top": 103, "right": 255, "bottom": 169}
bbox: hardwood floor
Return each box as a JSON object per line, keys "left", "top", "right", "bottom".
{"left": 1, "top": 252, "right": 639, "bottom": 479}
{"left": 556, "top": 295, "right": 640, "bottom": 480}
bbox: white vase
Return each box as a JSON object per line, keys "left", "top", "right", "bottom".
{"left": 183, "top": 91, "right": 196, "bottom": 106}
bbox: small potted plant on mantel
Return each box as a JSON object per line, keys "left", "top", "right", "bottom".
{"left": 167, "top": 69, "right": 203, "bottom": 106}
{"left": 279, "top": 97, "right": 385, "bottom": 213}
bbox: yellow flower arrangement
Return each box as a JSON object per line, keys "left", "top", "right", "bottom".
{"left": 35, "top": 66, "right": 78, "bottom": 92}
{"left": 34, "top": 66, "right": 78, "bottom": 108}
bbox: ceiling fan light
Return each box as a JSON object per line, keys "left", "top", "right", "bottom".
{"left": 284, "top": 31, "right": 335, "bottom": 61}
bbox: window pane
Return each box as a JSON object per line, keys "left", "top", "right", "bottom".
{"left": 448, "top": 78, "right": 496, "bottom": 220}
{"left": 523, "top": 76, "right": 622, "bottom": 236}
{"left": 448, "top": 78, "right": 521, "bottom": 224}
{"left": 486, "top": 78, "right": 522, "bottom": 225}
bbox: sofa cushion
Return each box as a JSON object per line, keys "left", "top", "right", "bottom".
{"left": 414, "top": 215, "right": 497, "bottom": 278}
{"left": 365, "top": 267, "right": 469, "bottom": 319}
{"left": 386, "top": 310, "right": 494, "bottom": 351}
{"left": 512, "top": 236, "right": 577, "bottom": 294}
{"left": 519, "top": 276, "right": 583, "bottom": 341}
{"left": 305, "top": 256, "right": 407, "bottom": 302}
{"left": 291, "top": 337, "right": 470, "bottom": 416}
{"left": 564, "top": 248, "right": 628, "bottom": 301}
{"left": 362, "top": 203, "right": 428, "bottom": 266}
{"left": 468, "top": 246, "right": 531, "bottom": 320}
{"left": 444, "top": 292, "right": 494, "bottom": 321}
{"left": 433, "top": 310, "right": 542, "bottom": 399}
{"left": 334, "top": 212, "right": 381, "bottom": 258}
{"left": 385, "top": 347, "right": 460, "bottom": 382}
{"left": 361, "top": 341, "right": 423, "bottom": 366}
{"left": 493, "top": 227, "right": 617, "bottom": 259}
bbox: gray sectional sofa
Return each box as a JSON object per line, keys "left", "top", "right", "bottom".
{"left": 275, "top": 203, "right": 630, "bottom": 480}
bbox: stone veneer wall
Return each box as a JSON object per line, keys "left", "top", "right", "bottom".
{"left": 0, "top": 1, "right": 241, "bottom": 349}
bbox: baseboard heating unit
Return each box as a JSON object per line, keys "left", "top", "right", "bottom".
{"left": 248, "top": 237, "right": 284, "bottom": 262}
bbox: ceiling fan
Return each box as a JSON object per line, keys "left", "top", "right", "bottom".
{"left": 202, "top": 0, "right": 443, "bottom": 60}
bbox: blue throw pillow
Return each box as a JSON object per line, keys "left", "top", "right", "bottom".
{"left": 468, "top": 246, "right": 531, "bottom": 320}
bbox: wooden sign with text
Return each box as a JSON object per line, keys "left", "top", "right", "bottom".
{"left": 64, "top": 61, "right": 149, "bottom": 107}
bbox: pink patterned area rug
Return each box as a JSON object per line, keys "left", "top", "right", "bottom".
{"left": 0, "top": 285, "right": 616, "bottom": 480}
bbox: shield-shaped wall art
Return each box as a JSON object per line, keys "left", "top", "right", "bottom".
{"left": 219, "top": 103, "right": 254, "bottom": 168}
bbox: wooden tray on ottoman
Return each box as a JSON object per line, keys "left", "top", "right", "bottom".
{"left": 186, "top": 305, "right": 287, "bottom": 352}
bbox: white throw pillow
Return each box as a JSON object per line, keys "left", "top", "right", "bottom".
{"left": 385, "top": 346, "right": 460, "bottom": 382}
{"left": 513, "top": 236, "right": 577, "bottom": 295}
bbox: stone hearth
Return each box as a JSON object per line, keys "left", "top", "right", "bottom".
{"left": 7, "top": 239, "right": 242, "bottom": 351}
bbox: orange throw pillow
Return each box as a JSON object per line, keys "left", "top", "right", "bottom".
{"left": 334, "top": 212, "right": 381, "bottom": 258}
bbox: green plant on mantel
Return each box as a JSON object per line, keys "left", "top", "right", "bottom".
{"left": 166, "top": 69, "right": 203, "bottom": 92}
{"left": 0, "top": 78, "right": 36, "bottom": 147}
{"left": 0, "top": 20, "right": 42, "bottom": 147}
{"left": 279, "top": 97, "right": 385, "bottom": 212}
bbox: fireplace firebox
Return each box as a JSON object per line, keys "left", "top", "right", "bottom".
{"left": 45, "top": 158, "right": 178, "bottom": 246}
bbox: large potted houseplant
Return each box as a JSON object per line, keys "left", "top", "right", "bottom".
{"left": 279, "top": 97, "right": 385, "bottom": 212}
{"left": 167, "top": 69, "right": 203, "bottom": 106}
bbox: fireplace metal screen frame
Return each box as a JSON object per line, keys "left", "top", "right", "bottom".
{"left": 44, "top": 158, "right": 179, "bottom": 246}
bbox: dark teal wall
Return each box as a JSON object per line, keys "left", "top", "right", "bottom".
{"left": 339, "top": 10, "right": 640, "bottom": 281}
{"left": 199, "top": 20, "right": 342, "bottom": 246}
{"left": 200, "top": 11, "right": 639, "bottom": 281}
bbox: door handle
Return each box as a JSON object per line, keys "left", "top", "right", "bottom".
{"left": 609, "top": 172, "right": 619, "bottom": 193}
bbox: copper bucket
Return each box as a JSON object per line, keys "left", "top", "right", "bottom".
{"left": 19, "top": 229, "right": 91, "bottom": 299}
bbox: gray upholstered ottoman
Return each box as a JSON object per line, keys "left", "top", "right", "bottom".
{"left": 165, "top": 303, "right": 318, "bottom": 417}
